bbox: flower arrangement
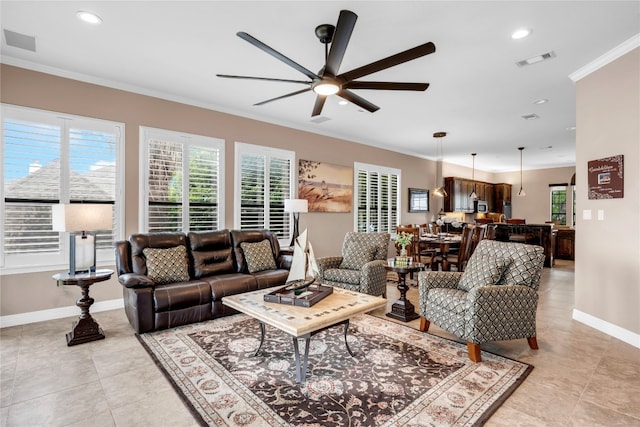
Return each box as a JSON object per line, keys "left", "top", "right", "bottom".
{"left": 394, "top": 231, "right": 413, "bottom": 249}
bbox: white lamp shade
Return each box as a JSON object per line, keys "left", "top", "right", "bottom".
{"left": 284, "top": 199, "right": 308, "bottom": 213}
{"left": 52, "top": 204, "right": 113, "bottom": 232}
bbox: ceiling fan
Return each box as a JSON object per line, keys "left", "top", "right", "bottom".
{"left": 217, "top": 9, "right": 436, "bottom": 117}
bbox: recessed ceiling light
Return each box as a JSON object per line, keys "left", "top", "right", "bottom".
{"left": 512, "top": 28, "right": 532, "bottom": 39}
{"left": 566, "top": 126, "right": 576, "bottom": 131}
{"left": 533, "top": 98, "right": 548, "bottom": 105}
{"left": 338, "top": 100, "right": 348, "bottom": 106}
{"left": 76, "top": 11, "right": 102, "bottom": 24}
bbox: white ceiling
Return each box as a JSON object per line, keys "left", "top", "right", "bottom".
{"left": 2, "top": 1, "right": 639, "bottom": 172}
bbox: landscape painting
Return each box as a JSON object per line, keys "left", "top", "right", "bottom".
{"left": 298, "top": 160, "right": 353, "bottom": 212}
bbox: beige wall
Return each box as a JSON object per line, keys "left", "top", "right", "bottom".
{"left": 0, "top": 65, "right": 440, "bottom": 317}
{"left": 0, "top": 64, "right": 578, "bottom": 320}
{"left": 574, "top": 48, "right": 640, "bottom": 335}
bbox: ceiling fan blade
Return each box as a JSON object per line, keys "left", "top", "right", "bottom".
{"left": 324, "top": 10, "right": 357, "bottom": 76}
{"left": 237, "top": 32, "right": 320, "bottom": 81}
{"left": 311, "top": 95, "right": 327, "bottom": 116}
{"left": 338, "top": 89, "right": 380, "bottom": 113}
{"left": 343, "top": 81, "right": 430, "bottom": 91}
{"left": 216, "top": 74, "right": 311, "bottom": 85}
{"left": 253, "top": 87, "right": 312, "bottom": 106}
{"left": 338, "top": 42, "right": 436, "bottom": 82}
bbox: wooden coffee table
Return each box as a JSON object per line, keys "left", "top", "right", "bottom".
{"left": 222, "top": 286, "right": 386, "bottom": 383}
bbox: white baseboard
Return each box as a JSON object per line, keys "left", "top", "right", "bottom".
{"left": 0, "top": 298, "right": 124, "bottom": 329}
{"left": 572, "top": 309, "right": 640, "bottom": 349}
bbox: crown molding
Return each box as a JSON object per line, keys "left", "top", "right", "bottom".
{"left": 569, "top": 33, "right": 640, "bottom": 82}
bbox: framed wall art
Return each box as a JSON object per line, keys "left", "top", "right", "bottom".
{"left": 298, "top": 159, "right": 353, "bottom": 212}
{"left": 587, "top": 155, "right": 624, "bottom": 199}
{"left": 408, "top": 187, "right": 429, "bottom": 212}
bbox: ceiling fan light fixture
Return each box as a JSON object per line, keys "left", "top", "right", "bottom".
{"left": 312, "top": 81, "right": 340, "bottom": 96}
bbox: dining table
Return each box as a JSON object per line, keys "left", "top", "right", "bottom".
{"left": 420, "top": 234, "right": 462, "bottom": 271}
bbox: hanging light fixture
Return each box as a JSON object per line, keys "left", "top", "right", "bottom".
{"left": 517, "top": 146, "right": 526, "bottom": 197}
{"left": 433, "top": 132, "right": 448, "bottom": 197}
{"left": 469, "top": 153, "right": 478, "bottom": 199}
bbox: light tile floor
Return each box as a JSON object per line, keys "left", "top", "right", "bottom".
{"left": 1, "top": 260, "right": 639, "bottom": 426}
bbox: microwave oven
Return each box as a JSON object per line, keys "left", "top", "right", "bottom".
{"left": 476, "top": 200, "right": 489, "bottom": 213}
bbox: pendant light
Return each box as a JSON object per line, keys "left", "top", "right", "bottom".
{"left": 433, "top": 132, "right": 447, "bottom": 197}
{"left": 517, "top": 147, "right": 526, "bottom": 197}
{"left": 469, "top": 153, "right": 478, "bottom": 199}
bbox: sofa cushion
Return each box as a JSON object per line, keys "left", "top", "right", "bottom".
{"left": 339, "top": 240, "right": 376, "bottom": 270}
{"left": 143, "top": 245, "right": 190, "bottom": 285}
{"left": 241, "top": 239, "right": 277, "bottom": 273}
{"left": 458, "top": 255, "right": 509, "bottom": 292}
{"left": 188, "top": 230, "right": 234, "bottom": 278}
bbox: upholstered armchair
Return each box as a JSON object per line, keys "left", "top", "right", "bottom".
{"left": 417, "top": 240, "right": 545, "bottom": 362}
{"left": 316, "top": 232, "right": 390, "bottom": 297}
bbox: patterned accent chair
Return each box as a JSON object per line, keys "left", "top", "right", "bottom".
{"left": 417, "top": 240, "right": 545, "bottom": 362}
{"left": 316, "top": 232, "right": 390, "bottom": 297}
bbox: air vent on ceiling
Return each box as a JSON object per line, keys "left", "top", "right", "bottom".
{"left": 521, "top": 113, "right": 540, "bottom": 120}
{"left": 516, "top": 51, "right": 556, "bottom": 67}
{"left": 310, "top": 116, "right": 331, "bottom": 124}
{"left": 3, "top": 29, "right": 36, "bottom": 52}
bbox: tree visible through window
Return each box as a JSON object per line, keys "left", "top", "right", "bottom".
{"left": 550, "top": 186, "right": 567, "bottom": 225}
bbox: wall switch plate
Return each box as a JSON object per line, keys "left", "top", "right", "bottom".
{"left": 583, "top": 209, "right": 592, "bottom": 220}
{"left": 598, "top": 209, "right": 605, "bottom": 221}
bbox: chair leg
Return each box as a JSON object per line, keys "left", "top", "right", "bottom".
{"left": 527, "top": 336, "right": 539, "bottom": 350}
{"left": 467, "top": 342, "right": 482, "bottom": 362}
{"left": 419, "top": 317, "right": 430, "bottom": 332}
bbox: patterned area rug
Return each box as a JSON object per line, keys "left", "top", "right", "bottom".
{"left": 138, "top": 314, "right": 532, "bottom": 426}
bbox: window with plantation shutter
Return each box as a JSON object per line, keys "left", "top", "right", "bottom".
{"left": 354, "top": 162, "right": 400, "bottom": 233}
{"left": 1, "top": 104, "right": 122, "bottom": 273}
{"left": 235, "top": 142, "right": 293, "bottom": 245}
{"left": 140, "top": 127, "right": 224, "bottom": 233}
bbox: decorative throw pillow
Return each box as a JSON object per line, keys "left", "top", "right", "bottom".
{"left": 241, "top": 239, "right": 277, "bottom": 273}
{"left": 143, "top": 245, "right": 190, "bottom": 285}
{"left": 339, "top": 240, "right": 376, "bottom": 270}
{"left": 458, "top": 255, "right": 510, "bottom": 292}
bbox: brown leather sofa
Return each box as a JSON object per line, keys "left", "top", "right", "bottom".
{"left": 115, "top": 229, "right": 291, "bottom": 333}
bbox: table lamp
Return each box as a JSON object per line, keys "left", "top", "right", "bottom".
{"left": 52, "top": 204, "right": 113, "bottom": 275}
{"left": 284, "top": 199, "right": 308, "bottom": 248}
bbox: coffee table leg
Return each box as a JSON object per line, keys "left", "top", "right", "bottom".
{"left": 343, "top": 320, "right": 355, "bottom": 356}
{"left": 254, "top": 322, "right": 266, "bottom": 356}
{"left": 292, "top": 335, "right": 311, "bottom": 383}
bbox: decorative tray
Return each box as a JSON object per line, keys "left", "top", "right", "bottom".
{"left": 263, "top": 283, "right": 333, "bottom": 308}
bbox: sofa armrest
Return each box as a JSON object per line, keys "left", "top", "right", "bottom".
{"left": 465, "top": 284, "right": 538, "bottom": 342}
{"left": 278, "top": 254, "right": 293, "bottom": 270}
{"left": 118, "top": 273, "right": 155, "bottom": 289}
{"left": 359, "top": 260, "right": 387, "bottom": 297}
{"left": 316, "top": 256, "right": 343, "bottom": 279}
{"left": 418, "top": 271, "right": 462, "bottom": 291}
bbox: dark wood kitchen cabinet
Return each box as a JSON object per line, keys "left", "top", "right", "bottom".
{"left": 494, "top": 183, "right": 512, "bottom": 214}
{"left": 555, "top": 229, "right": 575, "bottom": 260}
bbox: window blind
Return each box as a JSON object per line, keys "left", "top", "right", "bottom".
{"left": 1, "top": 105, "right": 121, "bottom": 271}
{"left": 236, "top": 143, "right": 293, "bottom": 242}
{"left": 355, "top": 163, "right": 400, "bottom": 233}
{"left": 142, "top": 128, "right": 224, "bottom": 233}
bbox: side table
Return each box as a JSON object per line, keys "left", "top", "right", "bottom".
{"left": 52, "top": 269, "right": 113, "bottom": 346}
{"left": 384, "top": 262, "right": 424, "bottom": 322}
